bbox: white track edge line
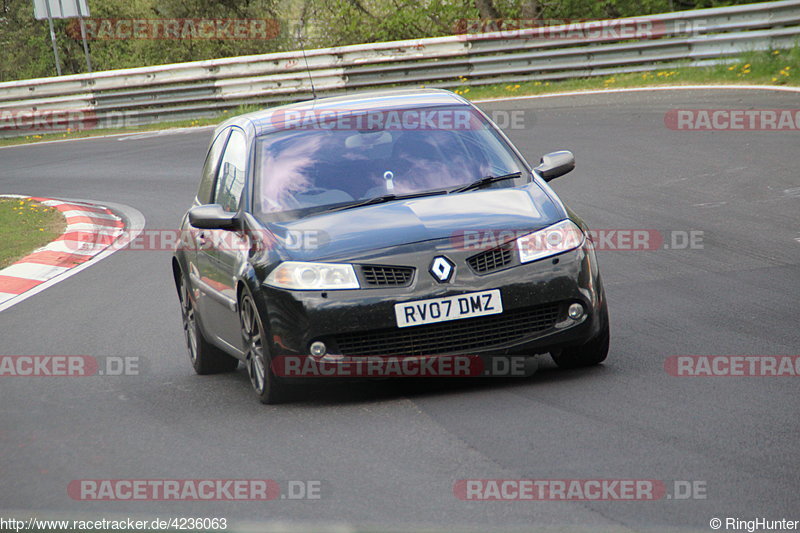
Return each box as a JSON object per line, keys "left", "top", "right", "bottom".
{"left": 0, "top": 199, "right": 145, "bottom": 313}
{"left": 0, "top": 125, "right": 217, "bottom": 150}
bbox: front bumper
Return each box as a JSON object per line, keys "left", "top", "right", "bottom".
{"left": 256, "top": 238, "right": 606, "bottom": 359}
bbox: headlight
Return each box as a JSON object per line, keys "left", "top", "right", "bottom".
{"left": 265, "top": 261, "right": 360, "bottom": 290}
{"left": 517, "top": 219, "right": 585, "bottom": 264}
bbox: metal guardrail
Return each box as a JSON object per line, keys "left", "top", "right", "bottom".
{"left": 0, "top": 0, "right": 799, "bottom": 134}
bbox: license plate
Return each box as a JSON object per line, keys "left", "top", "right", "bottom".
{"left": 395, "top": 289, "right": 503, "bottom": 328}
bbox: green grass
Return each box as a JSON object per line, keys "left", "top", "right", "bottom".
{"left": 0, "top": 198, "right": 66, "bottom": 268}
{"left": 453, "top": 47, "right": 800, "bottom": 100}
{"left": 0, "top": 47, "right": 797, "bottom": 148}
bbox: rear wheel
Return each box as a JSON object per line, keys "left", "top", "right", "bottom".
{"left": 551, "top": 320, "right": 610, "bottom": 369}
{"left": 179, "top": 275, "right": 238, "bottom": 375}
{"left": 239, "top": 289, "right": 286, "bottom": 404}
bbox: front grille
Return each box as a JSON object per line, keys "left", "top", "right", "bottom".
{"left": 361, "top": 265, "right": 414, "bottom": 287}
{"left": 468, "top": 245, "right": 513, "bottom": 274}
{"left": 333, "top": 303, "right": 561, "bottom": 356}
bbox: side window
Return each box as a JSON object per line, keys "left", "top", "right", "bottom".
{"left": 197, "top": 129, "right": 230, "bottom": 205}
{"left": 214, "top": 129, "right": 248, "bottom": 212}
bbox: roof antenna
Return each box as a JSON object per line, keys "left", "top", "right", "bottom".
{"left": 300, "top": 36, "right": 317, "bottom": 100}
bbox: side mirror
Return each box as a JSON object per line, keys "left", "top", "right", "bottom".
{"left": 534, "top": 150, "right": 575, "bottom": 182}
{"left": 188, "top": 204, "right": 239, "bottom": 230}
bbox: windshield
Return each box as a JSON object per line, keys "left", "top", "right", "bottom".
{"left": 254, "top": 105, "right": 527, "bottom": 219}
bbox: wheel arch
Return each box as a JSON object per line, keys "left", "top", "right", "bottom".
{"left": 171, "top": 257, "right": 183, "bottom": 296}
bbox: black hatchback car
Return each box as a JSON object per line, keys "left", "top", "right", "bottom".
{"left": 172, "top": 89, "right": 609, "bottom": 403}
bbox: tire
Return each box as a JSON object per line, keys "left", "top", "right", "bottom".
{"left": 239, "top": 288, "right": 286, "bottom": 404}
{"left": 179, "top": 275, "right": 238, "bottom": 375}
{"left": 551, "top": 317, "right": 610, "bottom": 369}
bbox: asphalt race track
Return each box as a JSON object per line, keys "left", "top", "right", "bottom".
{"left": 1, "top": 89, "right": 798, "bottom": 531}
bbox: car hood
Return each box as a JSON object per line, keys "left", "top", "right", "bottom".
{"left": 266, "top": 185, "right": 564, "bottom": 261}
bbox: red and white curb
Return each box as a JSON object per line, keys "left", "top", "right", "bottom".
{"left": 0, "top": 195, "right": 145, "bottom": 312}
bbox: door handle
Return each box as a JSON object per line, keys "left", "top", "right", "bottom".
{"left": 196, "top": 231, "right": 208, "bottom": 248}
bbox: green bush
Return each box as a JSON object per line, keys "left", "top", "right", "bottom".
{"left": 0, "top": 0, "right": 778, "bottom": 81}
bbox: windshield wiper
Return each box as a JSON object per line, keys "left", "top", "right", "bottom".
{"left": 322, "top": 189, "right": 449, "bottom": 214}
{"left": 449, "top": 171, "right": 522, "bottom": 194}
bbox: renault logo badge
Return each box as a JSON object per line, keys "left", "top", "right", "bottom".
{"left": 430, "top": 256, "right": 455, "bottom": 283}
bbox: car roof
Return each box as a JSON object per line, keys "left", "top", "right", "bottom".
{"left": 214, "top": 89, "right": 472, "bottom": 137}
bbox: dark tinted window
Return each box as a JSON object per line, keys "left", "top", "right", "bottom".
{"left": 214, "top": 129, "right": 248, "bottom": 212}
{"left": 196, "top": 129, "right": 230, "bottom": 204}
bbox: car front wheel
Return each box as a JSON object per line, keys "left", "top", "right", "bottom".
{"left": 239, "top": 288, "right": 285, "bottom": 404}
